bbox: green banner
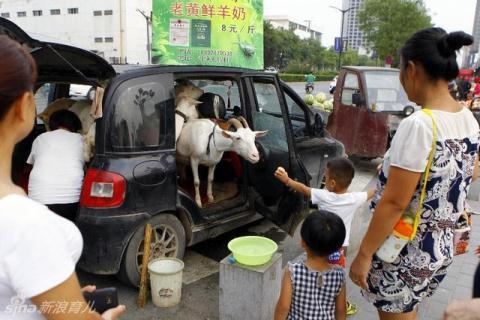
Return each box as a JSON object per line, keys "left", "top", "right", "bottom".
{"left": 152, "top": 0, "right": 264, "bottom": 69}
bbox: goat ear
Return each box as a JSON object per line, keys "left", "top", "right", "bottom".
{"left": 254, "top": 130, "right": 268, "bottom": 138}
{"left": 221, "top": 130, "right": 233, "bottom": 139}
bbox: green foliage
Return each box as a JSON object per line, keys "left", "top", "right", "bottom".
{"left": 358, "top": 0, "right": 432, "bottom": 65}
{"left": 279, "top": 72, "right": 338, "bottom": 82}
{"left": 264, "top": 22, "right": 377, "bottom": 72}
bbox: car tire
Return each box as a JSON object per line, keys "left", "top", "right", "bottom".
{"left": 117, "top": 213, "right": 186, "bottom": 287}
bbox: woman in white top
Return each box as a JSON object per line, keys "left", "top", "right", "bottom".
{"left": 0, "top": 36, "right": 124, "bottom": 319}
{"left": 349, "top": 29, "right": 479, "bottom": 320}
{"left": 27, "top": 109, "right": 85, "bottom": 222}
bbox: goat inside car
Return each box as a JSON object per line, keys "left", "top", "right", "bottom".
{"left": 175, "top": 79, "right": 267, "bottom": 208}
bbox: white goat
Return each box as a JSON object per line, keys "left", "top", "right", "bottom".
{"left": 37, "top": 98, "right": 76, "bottom": 128}
{"left": 176, "top": 117, "right": 267, "bottom": 208}
{"left": 69, "top": 100, "right": 94, "bottom": 135}
{"left": 83, "top": 123, "right": 96, "bottom": 162}
{"left": 175, "top": 97, "right": 201, "bottom": 141}
{"left": 175, "top": 82, "right": 204, "bottom": 141}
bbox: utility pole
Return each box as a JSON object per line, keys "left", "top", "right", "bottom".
{"left": 137, "top": 9, "right": 152, "bottom": 64}
{"left": 330, "top": 6, "right": 353, "bottom": 70}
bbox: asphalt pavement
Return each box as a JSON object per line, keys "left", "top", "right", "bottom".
{"left": 288, "top": 81, "right": 331, "bottom": 97}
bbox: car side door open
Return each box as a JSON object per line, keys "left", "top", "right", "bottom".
{"left": 243, "top": 75, "right": 309, "bottom": 235}
{"left": 282, "top": 85, "right": 344, "bottom": 189}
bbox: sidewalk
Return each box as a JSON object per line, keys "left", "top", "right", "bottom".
{"left": 346, "top": 201, "right": 480, "bottom": 320}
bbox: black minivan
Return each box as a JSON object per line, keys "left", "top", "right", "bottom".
{"left": 2, "top": 18, "right": 344, "bottom": 286}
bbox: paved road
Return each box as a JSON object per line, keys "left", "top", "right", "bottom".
{"left": 288, "top": 81, "right": 331, "bottom": 97}
{"left": 77, "top": 157, "right": 379, "bottom": 320}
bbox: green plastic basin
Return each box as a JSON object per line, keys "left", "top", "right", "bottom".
{"left": 227, "top": 236, "right": 278, "bottom": 266}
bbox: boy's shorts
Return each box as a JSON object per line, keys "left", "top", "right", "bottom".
{"left": 328, "top": 248, "right": 346, "bottom": 268}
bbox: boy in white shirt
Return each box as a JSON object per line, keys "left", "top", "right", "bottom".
{"left": 274, "top": 157, "right": 374, "bottom": 316}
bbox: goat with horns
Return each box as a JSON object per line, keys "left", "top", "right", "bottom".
{"left": 176, "top": 116, "right": 267, "bottom": 208}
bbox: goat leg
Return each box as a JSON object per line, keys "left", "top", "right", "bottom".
{"left": 190, "top": 158, "right": 202, "bottom": 208}
{"left": 207, "top": 165, "right": 215, "bottom": 203}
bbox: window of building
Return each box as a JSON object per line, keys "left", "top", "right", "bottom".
{"left": 105, "top": 37, "right": 114, "bottom": 43}
{"left": 32, "top": 10, "right": 42, "bottom": 16}
{"left": 68, "top": 8, "right": 78, "bottom": 14}
{"left": 94, "top": 37, "right": 103, "bottom": 43}
{"left": 1, "top": 12, "right": 9, "bottom": 18}
{"left": 50, "top": 9, "right": 60, "bottom": 15}
{"left": 93, "top": 10, "right": 102, "bottom": 16}
{"left": 17, "top": 11, "right": 26, "bottom": 17}
{"left": 104, "top": 10, "right": 113, "bottom": 15}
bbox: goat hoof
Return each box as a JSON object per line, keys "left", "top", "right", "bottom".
{"left": 196, "top": 199, "right": 202, "bottom": 208}
{"left": 208, "top": 195, "right": 214, "bottom": 203}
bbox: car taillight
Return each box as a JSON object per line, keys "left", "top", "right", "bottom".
{"left": 80, "top": 169, "right": 126, "bottom": 208}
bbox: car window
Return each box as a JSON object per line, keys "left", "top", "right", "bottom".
{"left": 34, "top": 83, "right": 51, "bottom": 116}
{"left": 364, "top": 71, "right": 413, "bottom": 112}
{"left": 251, "top": 80, "right": 288, "bottom": 152}
{"left": 341, "top": 73, "right": 360, "bottom": 106}
{"left": 284, "top": 90, "right": 308, "bottom": 139}
{"left": 285, "top": 91, "right": 305, "bottom": 117}
{"left": 344, "top": 73, "right": 359, "bottom": 89}
{"left": 69, "top": 84, "right": 94, "bottom": 100}
{"left": 191, "top": 80, "right": 242, "bottom": 118}
{"left": 109, "top": 74, "right": 175, "bottom": 152}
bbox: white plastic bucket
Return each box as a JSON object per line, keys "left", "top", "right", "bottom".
{"left": 148, "top": 258, "right": 185, "bottom": 308}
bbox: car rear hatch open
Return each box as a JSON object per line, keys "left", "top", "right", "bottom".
{"left": 0, "top": 17, "right": 116, "bottom": 84}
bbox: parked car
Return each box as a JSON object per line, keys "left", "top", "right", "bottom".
{"left": 265, "top": 66, "right": 278, "bottom": 73}
{"left": 327, "top": 66, "right": 416, "bottom": 158}
{"left": 329, "top": 76, "right": 338, "bottom": 94}
{"left": 2, "top": 17, "right": 345, "bottom": 287}
{"left": 69, "top": 84, "right": 95, "bottom": 100}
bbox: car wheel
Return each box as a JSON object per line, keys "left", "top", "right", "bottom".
{"left": 117, "top": 213, "right": 186, "bottom": 287}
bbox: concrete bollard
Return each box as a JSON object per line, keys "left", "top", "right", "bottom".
{"left": 219, "top": 252, "right": 282, "bottom": 320}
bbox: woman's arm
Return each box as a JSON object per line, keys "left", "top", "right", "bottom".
{"left": 335, "top": 284, "right": 347, "bottom": 320}
{"left": 31, "top": 273, "right": 125, "bottom": 320}
{"left": 349, "top": 166, "right": 422, "bottom": 289}
{"left": 444, "top": 299, "right": 480, "bottom": 319}
{"left": 274, "top": 268, "right": 293, "bottom": 320}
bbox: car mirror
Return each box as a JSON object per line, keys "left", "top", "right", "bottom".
{"left": 352, "top": 93, "right": 366, "bottom": 107}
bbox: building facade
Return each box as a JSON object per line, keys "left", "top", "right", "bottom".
{"left": 342, "top": 0, "right": 366, "bottom": 52}
{"left": 265, "top": 15, "right": 322, "bottom": 44}
{"left": 0, "top": 0, "right": 151, "bottom": 64}
{"left": 468, "top": 0, "right": 480, "bottom": 67}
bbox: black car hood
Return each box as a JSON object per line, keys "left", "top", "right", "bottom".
{"left": 0, "top": 17, "right": 115, "bottom": 83}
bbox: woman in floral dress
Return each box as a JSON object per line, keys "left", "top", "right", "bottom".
{"left": 349, "top": 28, "right": 479, "bottom": 319}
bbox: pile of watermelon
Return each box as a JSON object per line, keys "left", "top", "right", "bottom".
{"left": 303, "top": 93, "right": 334, "bottom": 112}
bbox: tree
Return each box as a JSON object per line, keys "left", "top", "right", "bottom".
{"left": 264, "top": 22, "right": 377, "bottom": 72}
{"left": 358, "top": 0, "right": 432, "bottom": 64}
{"left": 264, "top": 22, "right": 301, "bottom": 70}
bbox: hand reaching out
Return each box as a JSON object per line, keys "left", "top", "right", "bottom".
{"left": 274, "top": 167, "right": 289, "bottom": 185}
